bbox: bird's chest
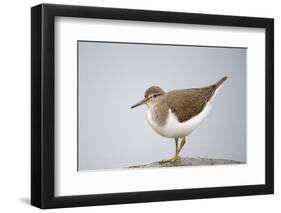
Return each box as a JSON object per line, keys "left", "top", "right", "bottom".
{"left": 147, "top": 108, "right": 163, "bottom": 133}
{"left": 146, "top": 106, "right": 167, "bottom": 127}
{"left": 147, "top": 108, "right": 158, "bottom": 124}
{"left": 146, "top": 107, "right": 171, "bottom": 137}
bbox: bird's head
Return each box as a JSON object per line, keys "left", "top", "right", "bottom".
{"left": 131, "top": 86, "right": 165, "bottom": 109}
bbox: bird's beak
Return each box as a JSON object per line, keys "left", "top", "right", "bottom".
{"left": 131, "top": 98, "right": 147, "bottom": 109}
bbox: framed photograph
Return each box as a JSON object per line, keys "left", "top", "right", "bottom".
{"left": 31, "top": 3, "right": 274, "bottom": 209}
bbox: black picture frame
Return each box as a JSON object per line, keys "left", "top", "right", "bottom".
{"left": 31, "top": 3, "right": 274, "bottom": 209}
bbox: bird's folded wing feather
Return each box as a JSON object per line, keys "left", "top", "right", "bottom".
{"left": 167, "top": 85, "right": 217, "bottom": 123}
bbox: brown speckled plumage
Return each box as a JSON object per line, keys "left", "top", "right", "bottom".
{"left": 145, "top": 76, "right": 227, "bottom": 126}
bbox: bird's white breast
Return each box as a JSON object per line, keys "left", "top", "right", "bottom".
{"left": 147, "top": 104, "right": 211, "bottom": 138}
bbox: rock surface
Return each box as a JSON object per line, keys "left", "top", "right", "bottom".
{"left": 128, "top": 157, "right": 244, "bottom": 168}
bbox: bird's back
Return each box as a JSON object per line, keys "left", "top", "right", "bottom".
{"left": 166, "top": 77, "right": 227, "bottom": 123}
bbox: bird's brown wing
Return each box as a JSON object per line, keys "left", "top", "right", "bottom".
{"left": 167, "top": 85, "right": 217, "bottom": 123}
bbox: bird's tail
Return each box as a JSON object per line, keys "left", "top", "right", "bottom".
{"left": 215, "top": 76, "right": 228, "bottom": 88}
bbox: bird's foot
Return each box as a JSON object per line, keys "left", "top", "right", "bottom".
{"left": 159, "top": 155, "right": 181, "bottom": 164}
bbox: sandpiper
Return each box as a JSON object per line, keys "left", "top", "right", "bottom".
{"left": 131, "top": 76, "right": 227, "bottom": 164}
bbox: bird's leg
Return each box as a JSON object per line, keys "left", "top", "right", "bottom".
{"left": 168, "top": 137, "right": 186, "bottom": 163}
{"left": 159, "top": 138, "right": 182, "bottom": 164}
{"left": 176, "top": 137, "right": 186, "bottom": 157}
{"left": 173, "top": 137, "right": 186, "bottom": 161}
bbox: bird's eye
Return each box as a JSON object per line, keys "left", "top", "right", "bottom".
{"left": 153, "top": 94, "right": 157, "bottom": 98}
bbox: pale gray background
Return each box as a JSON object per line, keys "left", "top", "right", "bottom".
{"left": 78, "top": 41, "right": 246, "bottom": 171}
